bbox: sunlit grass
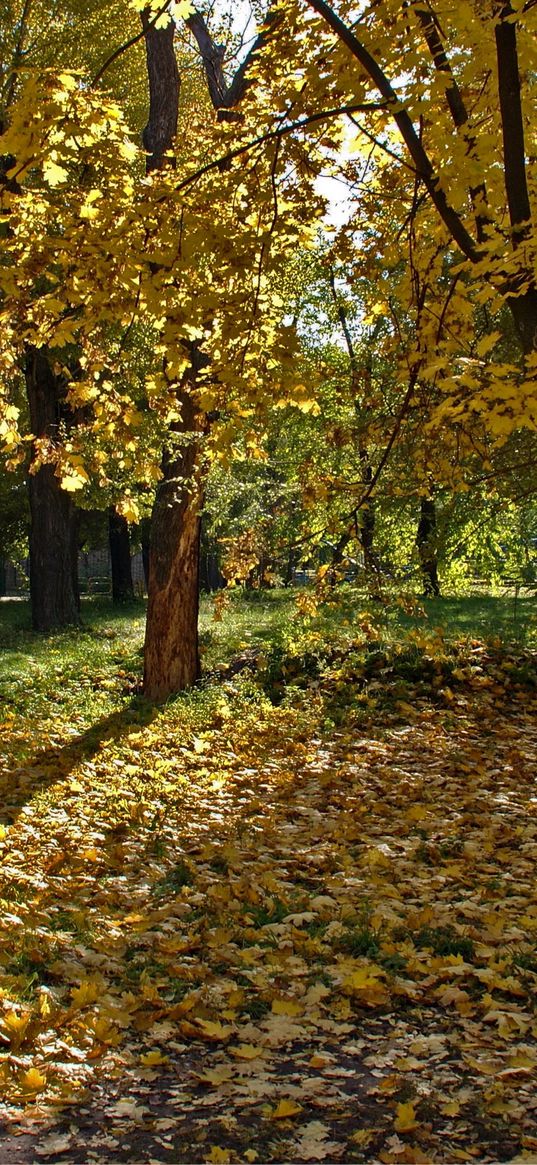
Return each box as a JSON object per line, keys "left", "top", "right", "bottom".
{"left": 0, "top": 585, "right": 535, "bottom": 741}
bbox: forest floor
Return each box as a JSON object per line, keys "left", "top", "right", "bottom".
{"left": 0, "top": 590, "right": 536, "bottom": 1163}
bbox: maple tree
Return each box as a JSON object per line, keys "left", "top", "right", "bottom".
{"left": 0, "top": 0, "right": 535, "bottom": 699}
{"left": 0, "top": 7, "right": 536, "bottom": 1156}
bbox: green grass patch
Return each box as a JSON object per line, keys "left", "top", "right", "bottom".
{"left": 0, "top": 586, "right": 535, "bottom": 745}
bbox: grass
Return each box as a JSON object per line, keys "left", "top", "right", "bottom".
{"left": 387, "top": 589, "right": 537, "bottom": 645}
{"left": 0, "top": 584, "right": 535, "bottom": 739}
{"left": 0, "top": 599, "right": 146, "bottom": 739}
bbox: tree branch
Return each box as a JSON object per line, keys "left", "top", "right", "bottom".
{"left": 167, "top": 101, "right": 388, "bottom": 199}
{"left": 413, "top": 1, "right": 489, "bottom": 241}
{"left": 185, "top": 5, "right": 285, "bottom": 115}
{"left": 307, "top": 0, "right": 479, "bottom": 261}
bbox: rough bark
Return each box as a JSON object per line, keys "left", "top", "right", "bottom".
{"left": 358, "top": 465, "right": 382, "bottom": 600}
{"left": 143, "top": 391, "right": 204, "bottom": 699}
{"left": 186, "top": 7, "right": 284, "bottom": 116}
{"left": 417, "top": 496, "right": 440, "bottom": 597}
{"left": 141, "top": 5, "right": 206, "bottom": 698}
{"left": 141, "top": 10, "right": 179, "bottom": 172}
{"left": 25, "top": 346, "right": 80, "bottom": 631}
{"left": 140, "top": 517, "right": 151, "bottom": 593}
{"left": 495, "top": 4, "right": 537, "bottom": 354}
{"left": 108, "top": 507, "right": 134, "bottom": 603}
{"left": 507, "top": 288, "right": 537, "bottom": 357}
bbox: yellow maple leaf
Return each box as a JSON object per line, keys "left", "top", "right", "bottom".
{"left": 193, "top": 1019, "right": 233, "bottom": 1042}
{"left": 57, "top": 72, "right": 78, "bottom": 90}
{"left": 441, "top": 1100, "right": 460, "bottom": 1116}
{"left": 140, "top": 1049, "right": 168, "bottom": 1066}
{"left": 89, "top": 1015, "right": 121, "bottom": 1045}
{"left": 205, "top": 1148, "right": 231, "bottom": 1164}
{"left": 405, "top": 804, "right": 427, "bottom": 822}
{"left": 70, "top": 979, "right": 100, "bottom": 1009}
{"left": 341, "top": 966, "right": 389, "bottom": 1006}
{"left": 197, "top": 1066, "right": 234, "bottom": 1086}
{"left": 43, "top": 159, "right": 69, "bottom": 186}
{"left": 271, "top": 1099, "right": 302, "bottom": 1120}
{"left": 2, "top": 1012, "right": 30, "bottom": 1042}
{"left": 230, "top": 1043, "right": 263, "bottom": 1060}
{"left": 38, "top": 992, "right": 51, "bottom": 1019}
{"left": 60, "top": 469, "right": 88, "bottom": 492}
{"left": 271, "top": 999, "right": 304, "bottom": 1016}
{"left": 20, "top": 1067, "right": 47, "bottom": 1092}
{"left": 351, "top": 1130, "right": 377, "bottom": 1147}
{"left": 394, "top": 1101, "right": 419, "bottom": 1132}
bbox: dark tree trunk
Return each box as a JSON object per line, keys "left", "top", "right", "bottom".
{"left": 25, "top": 346, "right": 80, "bottom": 631}
{"left": 143, "top": 391, "right": 204, "bottom": 699}
{"left": 495, "top": 5, "right": 537, "bottom": 355}
{"left": 108, "top": 507, "right": 134, "bottom": 603}
{"left": 140, "top": 517, "right": 151, "bottom": 593}
{"left": 141, "top": 10, "right": 180, "bottom": 172}
{"left": 504, "top": 286, "right": 537, "bottom": 357}
{"left": 358, "top": 453, "right": 382, "bottom": 600}
{"left": 199, "top": 523, "right": 224, "bottom": 592}
{"left": 140, "top": 6, "right": 205, "bottom": 699}
{"left": 417, "top": 497, "right": 440, "bottom": 597}
{"left": 284, "top": 547, "right": 297, "bottom": 586}
{"left": 359, "top": 506, "right": 382, "bottom": 600}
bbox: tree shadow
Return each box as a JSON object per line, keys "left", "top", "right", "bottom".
{"left": 0, "top": 699, "right": 158, "bottom": 826}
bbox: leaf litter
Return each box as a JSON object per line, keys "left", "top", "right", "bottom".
{"left": 0, "top": 634, "right": 537, "bottom": 1162}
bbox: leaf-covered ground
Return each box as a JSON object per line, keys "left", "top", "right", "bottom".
{"left": 1, "top": 597, "right": 537, "bottom": 1162}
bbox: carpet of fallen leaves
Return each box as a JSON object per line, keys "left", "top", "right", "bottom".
{"left": 1, "top": 632, "right": 537, "bottom": 1163}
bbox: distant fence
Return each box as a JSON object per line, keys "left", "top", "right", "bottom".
{"left": 0, "top": 550, "right": 146, "bottom": 598}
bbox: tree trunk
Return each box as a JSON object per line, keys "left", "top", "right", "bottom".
{"left": 140, "top": 4, "right": 265, "bottom": 698}
{"left": 505, "top": 287, "right": 537, "bottom": 357}
{"left": 200, "top": 521, "right": 224, "bottom": 591}
{"left": 25, "top": 346, "right": 80, "bottom": 631}
{"left": 108, "top": 507, "right": 134, "bottom": 603}
{"left": 417, "top": 496, "right": 440, "bottom": 597}
{"left": 495, "top": 6, "right": 537, "bottom": 355}
{"left": 141, "top": 5, "right": 203, "bottom": 699}
{"left": 141, "top": 10, "right": 180, "bottom": 172}
{"left": 143, "top": 391, "right": 204, "bottom": 699}
{"left": 140, "top": 517, "right": 151, "bottom": 593}
{"left": 359, "top": 503, "right": 382, "bottom": 600}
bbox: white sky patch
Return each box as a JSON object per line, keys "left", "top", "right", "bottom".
{"left": 316, "top": 173, "right": 354, "bottom": 227}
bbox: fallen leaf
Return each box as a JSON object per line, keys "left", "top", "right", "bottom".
{"left": 271, "top": 1099, "right": 303, "bottom": 1120}
{"left": 394, "top": 1101, "right": 419, "bottom": 1133}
